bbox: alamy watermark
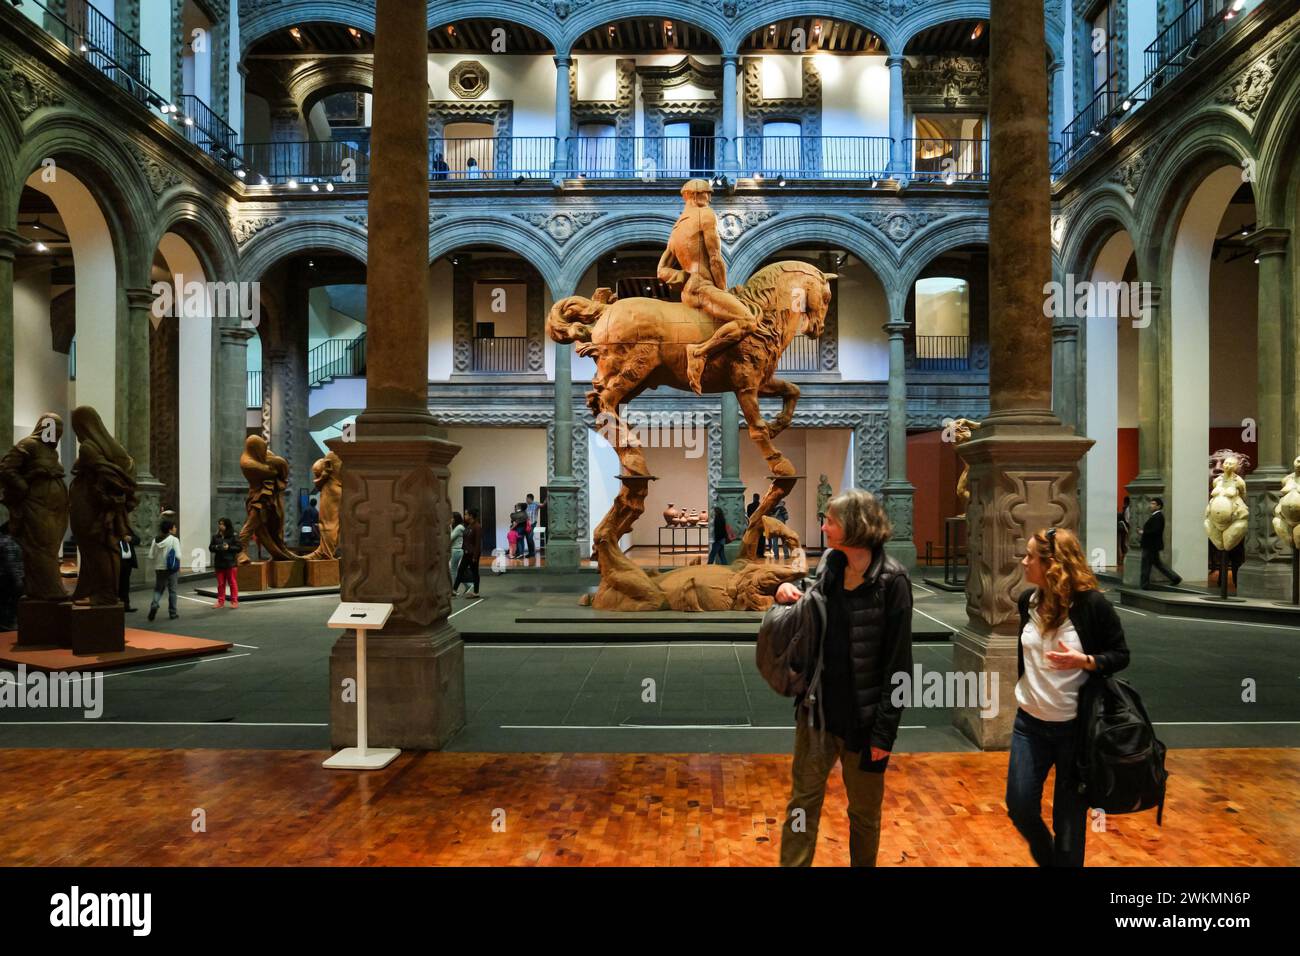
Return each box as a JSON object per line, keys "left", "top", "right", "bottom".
{"left": 891, "top": 664, "right": 999, "bottom": 718}
{"left": 1043, "top": 275, "right": 1152, "bottom": 328}
{"left": 0, "top": 664, "right": 103, "bottom": 719}
{"left": 594, "top": 405, "right": 707, "bottom": 458}
{"left": 152, "top": 274, "right": 261, "bottom": 328}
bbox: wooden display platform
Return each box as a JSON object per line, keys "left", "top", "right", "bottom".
{"left": 0, "top": 628, "right": 233, "bottom": 673}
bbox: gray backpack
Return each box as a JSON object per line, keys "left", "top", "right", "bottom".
{"left": 756, "top": 586, "right": 826, "bottom": 697}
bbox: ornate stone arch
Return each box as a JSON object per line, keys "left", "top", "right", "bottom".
{"left": 553, "top": 211, "right": 676, "bottom": 297}
{"left": 284, "top": 57, "right": 376, "bottom": 118}
{"left": 727, "top": 212, "right": 898, "bottom": 288}
{"left": 1058, "top": 186, "right": 1143, "bottom": 280}
{"left": 151, "top": 190, "right": 242, "bottom": 287}
{"left": 894, "top": 213, "right": 989, "bottom": 308}
{"left": 427, "top": 215, "right": 563, "bottom": 295}
{"left": 237, "top": 216, "right": 368, "bottom": 282}
{"left": 558, "top": 4, "right": 729, "bottom": 54}
{"left": 729, "top": 3, "right": 893, "bottom": 55}
{"left": 427, "top": 3, "right": 565, "bottom": 51}
{"left": 1246, "top": 38, "right": 1300, "bottom": 226}
{"left": 0, "top": 78, "right": 23, "bottom": 232}
{"left": 239, "top": 1, "right": 378, "bottom": 57}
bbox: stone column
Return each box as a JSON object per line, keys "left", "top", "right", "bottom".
{"left": 1052, "top": 322, "right": 1080, "bottom": 429}
{"left": 716, "top": 392, "right": 747, "bottom": 561}
{"left": 1122, "top": 285, "right": 1166, "bottom": 586}
{"left": 125, "top": 287, "right": 163, "bottom": 585}
{"left": 952, "top": 0, "right": 1095, "bottom": 750}
{"left": 882, "top": 301, "right": 916, "bottom": 571}
{"left": 0, "top": 229, "right": 21, "bottom": 455}
{"left": 214, "top": 324, "right": 255, "bottom": 525}
{"left": 887, "top": 54, "right": 907, "bottom": 176}
{"left": 327, "top": 0, "right": 463, "bottom": 750}
{"left": 1237, "top": 228, "right": 1292, "bottom": 597}
{"left": 547, "top": 341, "right": 581, "bottom": 569}
{"left": 720, "top": 54, "right": 739, "bottom": 173}
{"left": 552, "top": 53, "right": 572, "bottom": 178}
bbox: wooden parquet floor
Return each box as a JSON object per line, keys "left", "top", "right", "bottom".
{"left": 0, "top": 748, "right": 1295, "bottom": 866}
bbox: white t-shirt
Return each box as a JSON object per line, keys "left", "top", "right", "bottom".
{"left": 1015, "top": 595, "right": 1089, "bottom": 722}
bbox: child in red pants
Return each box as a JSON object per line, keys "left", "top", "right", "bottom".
{"left": 210, "top": 517, "right": 243, "bottom": 608}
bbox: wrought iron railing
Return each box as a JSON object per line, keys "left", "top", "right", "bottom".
{"left": 239, "top": 141, "right": 371, "bottom": 185}
{"left": 431, "top": 136, "right": 555, "bottom": 179}
{"left": 308, "top": 333, "right": 367, "bottom": 386}
{"left": 472, "top": 336, "right": 528, "bottom": 373}
{"left": 247, "top": 370, "right": 262, "bottom": 409}
{"left": 915, "top": 334, "right": 971, "bottom": 371}
{"left": 906, "top": 138, "right": 989, "bottom": 182}
{"left": 777, "top": 335, "right": 822, "bottom": 372}
{"left": 567, "top": 136, "right": 723, "bottom": 179}
{"left": 33, "top": 0, "right": 153, "bottom": 100}
{"left": 176, "top": 94, "right": 239, "bottom": 161}
{"left": 735, "top": 136, "right": 894, "bottom": 180}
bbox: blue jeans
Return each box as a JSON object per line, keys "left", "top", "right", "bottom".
{"left": 708, "top": 539, "right": 727, "bottom": 564}
{"left": 150, "top": 570, "right": 179, "bottom": 617}
{"left": 1006, "top": 708, "right": 1088, "bottom": 866}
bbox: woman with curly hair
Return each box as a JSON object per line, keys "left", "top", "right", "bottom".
{"left": 1007, "top": 527, "right": 1130, "bottom": 867}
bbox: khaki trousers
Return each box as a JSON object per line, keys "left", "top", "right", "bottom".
{"left": 779, "top": 718, "right": 887, "bottom": 867}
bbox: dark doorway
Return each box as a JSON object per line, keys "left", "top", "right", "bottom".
{"left": 463, "top": 486, "right": 497, "bottom": 555}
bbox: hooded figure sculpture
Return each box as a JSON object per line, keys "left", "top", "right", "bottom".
{"left": 305, "top": 451, "right": 342, "bottom": 561}
{"left": 69, "top": 405, "right": 138, "bottom": 605}
{"left": 0, "top": 412, "right": 69, "bottom": 601}
{"left": 237, "top": 434, "right": 296, "bottom": 563}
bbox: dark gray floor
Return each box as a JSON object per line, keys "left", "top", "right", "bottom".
{"left": 0, "top": 572, "right": 1296, "bottom": 752}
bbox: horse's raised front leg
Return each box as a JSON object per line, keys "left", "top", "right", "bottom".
{"left": 736, "top": 389, "right": 795, "bottom": 477}
{"left": 759, "top": 377, "right": 800, "bottom": 439}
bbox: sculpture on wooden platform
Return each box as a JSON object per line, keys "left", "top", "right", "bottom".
{"left": 1272, "top": 455, "right": 1300, "bottom": 550}
{"left": 1205, "top": 452, "right": 1249, "bottom": 552}
{"left": 951, "top": 417, "right": 982, "bottom": 517}
{"left": 0, "top": 413, "right": 68, "bottom": 601}
{"left": 549, "top": 181, "right": 833, "bottom": 611}
{"left": 68, "top": 406, "right": 138, "bottom": 606}
{"left": 237, "top": 435, "right": 296, "bottom": 563}
{"left": 305, "top": 450, "right": 342, "bottom": 560}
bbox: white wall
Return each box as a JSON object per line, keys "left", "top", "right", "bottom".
{"left": 588, "top": 429, "right": 625, "bottom": 554}
{"left": 835, "top": 259, "right": 889, "bottom": 381}
{"left": 428, "top": 53, "right": 556, "bottom": 138}
{"left": 444, "top": 427, "right": 547, "bottom": 553}
{"left": 815, "top": 53, "right": 890, "bottom": 140}
{"left": 428, "top": 259, "right": 453, "bottom": 380}
{"left": 158, "top": 234, "right": 212, "bottom": 564}
{"left": 635, "top": 444, "right": 711, "bottom": 547}
{"left": 13, "top": 274, "right": 71, "bottom": 447}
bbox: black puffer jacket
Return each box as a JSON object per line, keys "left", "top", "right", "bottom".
{"left": 797, "top": 547, "right": 913, "bottom": 761}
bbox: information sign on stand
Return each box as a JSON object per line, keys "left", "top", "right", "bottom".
{"left": 323, "top": 602, "right": 396, "bottom": 771}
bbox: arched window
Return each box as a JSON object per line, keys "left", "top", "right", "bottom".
{"left": 914, "top": 277, "right": 970, "bottom": 370}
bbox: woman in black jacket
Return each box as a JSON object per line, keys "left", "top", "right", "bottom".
{"left": 772, "top": 489, "right": 913, "bottom": 867}
{"left": 707, "top": 506, "right": 728, "bottom": 565}
{"left": 1007, "top": 526, "right": 1129, "bottom": 867}
{"left": 209, "top": 517, "right": 243, "bottom": 608}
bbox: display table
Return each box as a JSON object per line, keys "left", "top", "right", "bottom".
{"left": 658, "top": 524, "right": 708, "bottom": 554}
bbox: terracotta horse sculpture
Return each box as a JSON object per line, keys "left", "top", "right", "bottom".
{"left": 548, "top": 260, "right": 833, "bottom": 610}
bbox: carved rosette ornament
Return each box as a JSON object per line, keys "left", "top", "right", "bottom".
{"left": 716, "top": 210, "right": 777, "bottom": 245}
{"left": 1109, "top": 150, "right": 1150, "bottom": 197}
{"left": 512, "top": 211, "right": 606, "bottom": 246}
{"left": 231, "top": 217, "right": 285, "bottom": 247}
{"left": 0, "top": 63, "right": 63, "bottom": 118}
{"left": 857, "top": 211, "right": 947, "bottom": 247}
{"left": 1216, "top": 41, "right": 1299, "bottom": 117}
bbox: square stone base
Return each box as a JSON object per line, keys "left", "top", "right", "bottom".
{"left": 329, "top": 625, "right": 466, "bottom": 750}
{"left": 16, "top": 599, "right": 71, "bottom": 648}
{"left": 951, "top": 626, "right": 1019, "bottom": 751}
{"left": 305, "top": 558, "right": 340, "bottom": 587}
{"left": 67, "top": 604, "right": 126, "bottom": 655}
{"left": 237, "top": 562, "right": 270, "bottom": 592}
{"left": 271, "top": 559, "right": 305, "bottom": 588}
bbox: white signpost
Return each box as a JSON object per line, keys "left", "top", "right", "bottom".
{"left": 323, "top": 602, "right": 397, "bottom": 770}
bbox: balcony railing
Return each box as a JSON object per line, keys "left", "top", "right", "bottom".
{"left": 905, "top": 138, "right": 989, "bottom": 182}
{"left": 308, "top": 333, "right": 366, "bottom": 387}
{"left": 735, "top": 136, "right": 894, "bottom": 180}
{"left": 777, "top": 335, "right": 822, "bottom": 373}
{"left": 567, "top": 135, "right": 723, "bottom": 179}
{"left": 176, "top": 94, "right": 239, "bottom": 161}
{"left": 31, "top": 0, "right": 152, "bottom": 101}
{"left": 247, "top": 371, "right": 262, "bottom": 409}
{"left": 431, "top": 136, "right": 555, "bottom": 179}
{"left": 915, "top": 334, "right": 971, "bottom": 372}
{"left": 472, "top": 336, "right": 528, "bottom": 373}
{"left": 239, "top": 141, "right": 371, "bottom": 185}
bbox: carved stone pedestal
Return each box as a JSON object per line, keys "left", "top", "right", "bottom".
{"left": 1237, "top": 469, "right": 1290, "bottom": 599}
{"left": 16, "top": 599, "right": 70, "bottom": 647}
{"left": 327, "top": 425, "right": 464, "bottom": 750}
{"left": 952, "top": 420, "right": 1093, "bottom": 750}
{"left": 237, "top": 561, "right": 270, "bottom": 593}
{"left": 1121, "top": 475, "right": 1164, "bottom": 588}
{"left": 544, "top": 476, "right": 581, "bottom": 569}
{"left": 67, "top": 604, "right": 125, "bottom": 654}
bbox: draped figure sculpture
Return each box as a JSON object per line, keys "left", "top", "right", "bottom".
{"left": 1271, "top": 455, "right": 1300, "bottom": 550}
{"left": 0, "top": 413, "right": 68, "bottom": 601}
{"left": 1205, "top": 453, "right": 1249, "bottom": 552}
{"left": 68, "top": 406, "right": 138, "bottom": 605}
{"left": 305, "top": 450, "right": 342, "bottom": 561}
{"left": 237, "top": 435, "right": 296, "bottom": 563}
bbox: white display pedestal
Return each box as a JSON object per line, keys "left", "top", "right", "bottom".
{"left": 323, "top": 602, "right": 398, "bottom": 771}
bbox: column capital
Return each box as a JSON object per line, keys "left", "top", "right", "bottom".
{"left": 886, "top": 54, "right": 906, "bottom": 68}
{"left": 1245, "top": 227, "right": 1290, "bottom": 257}
{"left": 883, "top": 320, "right": 909, "bottom": 338}
{"left": 721, "top": 52, "right": 739, "bottom": 66}
{"left": 553, "top": 53, "right": 573, "bottom": 69}
{"left": 0, "top": 228, "right": 26, "bottom": 260}
{"left": 1051, "top": 324, "right": 1078, "bottom": 342}
{"left": 124, "top": 287, "right": 158, "bottom": 312}
{"left": 219, "top": 325, "right": 256, "bottom": 345}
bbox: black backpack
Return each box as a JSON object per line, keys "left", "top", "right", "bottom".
{"left": 1076, "top": 676, "right": 1168, "bottom": 825}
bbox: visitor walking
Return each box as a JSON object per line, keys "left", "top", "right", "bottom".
{"left": 300, "top": 496, "right": 320, "bottom": 548}
{"left": 1139, "top": 496, "right": 1182, "bottom": 588}
{"left": 209, "top": 517, "right": 242, "bottom": 609}
{"left": 432, "top": 152, "right": 449, "bottom": 180}
{"left": 0, "top": 522, "right": 23, "bottom": 631}
{"left": 148, "top": 519, "right": 181, "bottom": 622}
{"left": 118, "top": 525, "right": 140, "bottom": 612}
{"left": 453, "top": 508, "right": 482, "bottom": 596}
{"left": 771, "top": 502, "right": 790, "bottom": 562}
{"left": 1006, "top": 527, "right": 1130, "bottom": 867}
{"left": 1117, "top": 495, "right": 1131, "bottom": 564}
{"left": 524, "top": 493, "right": 539, "bottom": 558}
{"left": 746, "top": 492, "right": 766, "bottom": 558}
{"left": 708, "top": 506, "right": 728, "bottom": 565}
{"left": 773, "top": 489, "right": 913, "bottom": 867}
{"left": 449, "top": 512, "right": 465, "bottom": 586}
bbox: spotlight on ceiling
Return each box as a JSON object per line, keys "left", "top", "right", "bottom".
{"left": 325, "top": 181, "right": 335, "bottom": 192}
{"left": 33, "top": 241, "right": 48, "bottom": 253}
{"left": 287, "top": 178, "right": 299, "bottom": 189}
{"left": 310, "top": 183, "right": 320, "bottom": 192}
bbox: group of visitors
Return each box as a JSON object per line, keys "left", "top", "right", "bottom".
{"left": 431, "top": 153, "right": 482, "bottom": 180}
{"left": 764, "top": 488, "right": 1132, "bottom": 868}
{"left": 508, "top": 494, "right": 539, "bottom": 559}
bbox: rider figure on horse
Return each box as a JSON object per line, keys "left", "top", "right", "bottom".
{"left": 657, "top": 178, "right": 760, "bottom": 395}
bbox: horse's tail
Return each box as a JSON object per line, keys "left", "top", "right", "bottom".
{"left": 547, "top": 296, "right": 606, "bottom": 344}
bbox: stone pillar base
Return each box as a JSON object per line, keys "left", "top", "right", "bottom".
{"left": 1238, "top": 469, "right": 1289, "bottom": 599}
{"left": 544, "top": 478, "right": 581, "bottom": 570}
{"left": 1236, "top": 559, "right": 1291, "bottom": 599}
{"left": 951, "top": 625, "right": 1018, "bottom": 750}
{"left": 1121, "top": 474, "right": 1165, "bottom": 588}
{"left": 881, "top": 480, "right": 916, "bottom": 572}
{"left": 329, "top": 624, "right": 465, "bottom": 750}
